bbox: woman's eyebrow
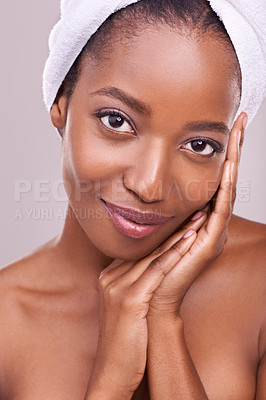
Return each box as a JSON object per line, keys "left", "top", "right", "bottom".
{"left": 183, "top": 121, "right": 230, "bottom": 135}
{"left": 90, "top": 87, "right": 230, "bottom": 135}
{"left": 89, "top": 86, "right": 152, "bottom": 116}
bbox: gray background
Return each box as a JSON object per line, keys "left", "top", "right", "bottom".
{"left": 1, "top": 1, "right": 266, "bottom": 268}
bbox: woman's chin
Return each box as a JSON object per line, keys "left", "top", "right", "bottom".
{"left": 86, "top": 221, "right": 182, "bottom": 261}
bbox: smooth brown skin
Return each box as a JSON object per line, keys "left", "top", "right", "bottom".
{"left": 1, "top": 26, "right": 266, "bottom": 400}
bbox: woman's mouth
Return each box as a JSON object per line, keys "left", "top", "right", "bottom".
{"left": 101, "top": 199, "right": 173, "bottom": 239}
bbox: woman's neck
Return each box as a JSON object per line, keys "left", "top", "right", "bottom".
{"left": 52, "top": 202, "right": 114, "bottom": 290}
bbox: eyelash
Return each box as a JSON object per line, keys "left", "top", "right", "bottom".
{"left": 95, "top": 109, "right": 136, "bottom": 135}
{"left": 95, "top": 109, "right": 224, "bottom": 157}
{"left": 181, "top": 137, "right": 224, "bottom": 157}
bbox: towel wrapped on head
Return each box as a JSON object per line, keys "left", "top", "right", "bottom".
{"left": 42, "top": 0, "right": 266, "bottom": 128}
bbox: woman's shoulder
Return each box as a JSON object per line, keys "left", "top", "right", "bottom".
{"left": 195, "top": 214, "right": 266, "bottom": 328}
{"left": 227, "top": 214, "right": 266, "bottom": 360}
{"left": 0, "top": 236, "right": 84, "bottom": 395}
{"left": 225, "top": 214, "right": 266, "bottom": 279}
{"left": 0, "top": 238, "right": 59, "bottom": 331}
{"left": 0, "top": 239, "right": 58, "bottom": 387}
{"left": 0, "top": 234, "right": 83, "bottom": 321}
{"left": 228, "top": 213, "right": 266, "bottom": 250}
{"left": 0, "top": 236, "right": 58, "bottom": 291}
{"left": 0, "top": 236, "right": 65, "bottom": 330}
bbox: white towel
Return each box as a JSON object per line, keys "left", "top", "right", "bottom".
{"left": 42, "top": 0, "right": 266, "bottom": 128}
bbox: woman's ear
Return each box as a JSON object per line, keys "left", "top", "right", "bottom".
{"left": 50, "top": 95, "right": 68, "bottom": 136}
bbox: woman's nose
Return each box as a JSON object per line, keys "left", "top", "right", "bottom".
{"left": 123, "top": 141, "right": 171, "bottom": 203}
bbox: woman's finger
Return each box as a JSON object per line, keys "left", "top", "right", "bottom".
{"left": 129, "top": 230, "right": 197, "bottom": 302}
{"left": 98, "top": 211, "right": 207, "bottom": 286}
{"left": 98, "top": 259, "right": 134, "bottom": 284}
{"left": 227, "top": 112, "right": 247, "bottom": 165}
{"left": 98, "top": 231, "right": 197, "bottom": 305}
{"left": 149, "top": 211, "right": 207, "bottom": 258}
{"left": 228, "top": 112, "right": 247, "bottom": 204}
{"left": 205, "top": 113, "right": 244, "bottom": 238}
{"left": 205, "top": 159, "right": 233, "bottom": 237}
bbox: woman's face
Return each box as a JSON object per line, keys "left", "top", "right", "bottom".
{"left": 55, "top": 26, "right": 240, "bottom": 260}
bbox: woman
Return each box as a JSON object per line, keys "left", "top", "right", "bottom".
{"left": 1, "top": 0, "right": 266, "bottom": 399}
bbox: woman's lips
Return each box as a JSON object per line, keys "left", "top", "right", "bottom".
{"left": 101, "top": 199, "right": 173, "bottom": 239}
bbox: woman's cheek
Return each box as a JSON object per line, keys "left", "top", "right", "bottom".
{"left": 179, "top": 165, "right": 223, "bottom": 210}
{"left": 65, "top": 129, "right": 116, "bottom": 182}
{"left": 61, "top": 129, "right": 100, "bottom": 202}
{"left": 62, "top": 127, "right": 129, "bottom": 206}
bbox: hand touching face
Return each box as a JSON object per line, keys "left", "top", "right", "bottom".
{"left": 52, "top": 26, "right": 241, "bottom": 261}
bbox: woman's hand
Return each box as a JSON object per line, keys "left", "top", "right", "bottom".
{"left": 146, "top": 112, "right": 247, "bottom": 319}
{"left": 88, "top": 214, "right": 207, "bottom": 396}
{"left": 87, "top": 112, "right": 246, "bottom": 397}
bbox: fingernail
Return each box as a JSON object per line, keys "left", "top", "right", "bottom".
{"left": 183, "top": 229, "right": 196, "bottom": 239}
{"left": 191, "top": 211, "right": 204, "bottom": 221}
{"left": 243, "top": 115, "right": 248, "bottom": 130}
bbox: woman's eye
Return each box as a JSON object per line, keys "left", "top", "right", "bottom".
{"left": 182, "top": 139, "right": 216, "bottom": 156}
{"left": 97, "top": 111, "right": 135, "bottom": 134}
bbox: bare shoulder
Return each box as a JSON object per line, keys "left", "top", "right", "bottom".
{"left": 179, "top": 213, "right": 266, "bottom": 382}
{"left": 0, "top": 233, "right": 90, "bottom": 336}
{"left": 225, "top": 214, "right": 266, "bottom": 289}
{"left": 227, "top": 214, "right": 266, "bottom": 358}
{"left": 0, "top": 236, "right": 61, "bottom": 329}
{"left": 226, "top": 213, "right": 266, "bottom": 275}
{"left": 0, "top": 236, "right": 60, "bottom": 294}
{"left": 0, "top": 238, "right": 60, "bottom": 394}
{"left": 228, "top": 213, "right": 266, "bottom": 247}
{"left": 0, "top": 233, "right": 81, "bottom": 320}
